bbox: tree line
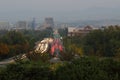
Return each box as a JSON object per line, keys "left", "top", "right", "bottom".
{"left": 0, "top": 57, "right": 119, "bottom": 80}
{"left": 0, "top": 28, "right": 55, "bottom": 60}
{"left": 83, "top": 25, "right": 120, "bottom": 57}
{"left": 0, "top": 25, "right": 120, "bottom": 60}
{"left": 63, "top": 25, "right": 120, "bottom": 58}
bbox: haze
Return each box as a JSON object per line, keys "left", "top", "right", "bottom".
{"left": 0, "top": 0, "right": 120, "bottom": 22}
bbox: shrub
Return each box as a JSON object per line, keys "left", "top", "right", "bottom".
{"left": 0, "top": 57, "right": 120, "bottom": 80}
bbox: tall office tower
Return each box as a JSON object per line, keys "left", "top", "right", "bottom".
{"left": 44, "top": 17, "right": 54, "bottom": 28}
{"left": 31, "top": 18, "right": 36, "bottom": 30}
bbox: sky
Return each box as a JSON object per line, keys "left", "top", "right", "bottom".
{"left": 0, "top": 0, "right": 120, "bottom": 22}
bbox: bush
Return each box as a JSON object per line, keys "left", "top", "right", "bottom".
{"left": 0, "top": 62, "right": 53, "bottom": 80}
{"left": 55, "top": 57, "right": 120, "bottom": 80}
{"left": 0, "top": 57, "right": 120, "bottom": 80}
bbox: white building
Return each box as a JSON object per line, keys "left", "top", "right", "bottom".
{"left": 14, "top": 21, "right": 29, "bottom": 30}
{"left": 68, "top": 26, "right": 99, "bottom": 37}
{"left": 0, "top": 21, "right": 10, "bottom": 30}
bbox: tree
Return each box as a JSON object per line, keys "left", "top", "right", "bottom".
{"left": 2, "top": 31, "right": 27, "bottom": 45}
{"left": 83, "top": 25, "right": 120, "bottom": 57}
{"left": 0, "top": 43, "right": 9, "bottom": 55}
{"left": 0, "top": 43, "right": 9, "bottom": 59}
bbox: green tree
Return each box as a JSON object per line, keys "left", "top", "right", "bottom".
{"left": 83, "top": 25, "right": 120, "bottom": 57}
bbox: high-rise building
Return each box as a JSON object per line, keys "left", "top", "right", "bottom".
{"left": 43, "top": 17, "right": 54, "bottom": 28}
{"left": 31, "top": 18, "right": 36, "bottom": 30}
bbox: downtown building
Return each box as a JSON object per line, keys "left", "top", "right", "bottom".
{"left": 43, "top": 17, "right": 54, "bottom": 29}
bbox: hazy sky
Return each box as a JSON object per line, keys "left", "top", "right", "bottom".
{"left": 0, "top": 0, "right": 120, "bottom": 22}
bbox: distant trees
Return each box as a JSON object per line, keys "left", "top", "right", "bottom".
{"left": 0, "top": 57, "right": 120, "bottom": 80}
{"left": 0, "top": 29, "right": 53, "bottom": 60}
{"left": 0, "top": 25, "right": 120, "bottom": 59}
{"left": 0, "top": 31, "right": 30, "bottom": 59}
{"left": 63, "top": 36, "right": 84, "bottom": 57}
{"left": 83, "top": 25, "right": 120, "bottom": 57}
{"left": 62, "top": 25, "right": 120, "bottom": 58}
{"left": 1, "top": 31, "right": 27, "bottom": 45}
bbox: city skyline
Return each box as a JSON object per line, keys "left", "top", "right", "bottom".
{"left": 0, "top": 0, "right": 120, "bottom": 22}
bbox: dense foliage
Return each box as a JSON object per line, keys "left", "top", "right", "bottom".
{"left": 0, "top": 57, "right": 120, "bottom": 80}
{"left": 0, "top": 31, "right": 30, "bottom": 59}
{"left": 83, "top": 25, "right": 120, "bottom": 57}
{"left": 62, "top": 25, "right": 120, "bottom": 58}
{"left": 1, "top": 25, "right": 120, "bottom": 60}
{"left": 0, "top": 28, "right": 53, "bottom": 60}
{"left": 0, "top": 26, "right": 120, "bottom": 80}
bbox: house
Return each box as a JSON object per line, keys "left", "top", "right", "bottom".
{"left": 68, "top": 26, "right": 99, "bottom": 37}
